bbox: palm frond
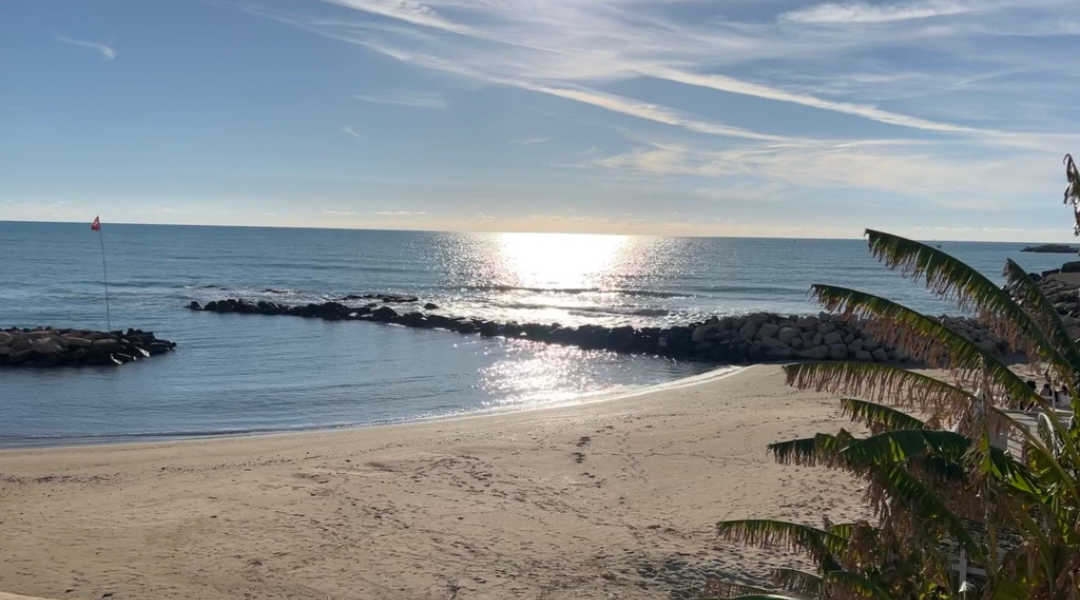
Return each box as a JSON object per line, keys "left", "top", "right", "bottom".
{"left": 699, "top": 591, "right": 803, "bottom": 595}
{"left": 840, "top": 398, "right": 926, "bottom": 433}
{"left": 864, "top": 230, "right": 1069, "bottom": 372}
{"left": 785, "top": 362, "right": 978, "bottom": 420}
{"left": 823, "top": 570, "right": 894, "bottom": 600}
{"left": 867, "top": 464, "right": 982, "bottom": 559}
{"left": 1002, "top": 259, "right": 1080, "bottom": 377}
{"left": 771, "top": 568, "right": 822, "bottom": 597}
{"left": 810, "top": 285, "right": 1043, "bottom": 408}
{"left": 840, "top": 429, "right": 970, "bottom": 467}
{"left": 769, "top": 431, "right": 852, "bottom": 468}
{"left": 716, "top": 519, "right": 848, "bottom": 559}
{"left": 699, "top": 580, "right": 778, "bottom": 600}
{"left": 1065, "top": 154, "right": 1080, "bottom": 235}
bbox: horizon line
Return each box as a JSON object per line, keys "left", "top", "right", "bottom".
{"left": 1, "top": 218, "right": 1074, "bottom": 245}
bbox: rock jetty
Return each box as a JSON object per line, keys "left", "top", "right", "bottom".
{"left": 189, "top": 298, "right": 1012, "bottom": 364}
{"left": 1030, "top": 275, "right": 1080, "bottom": 321}
{"left": 1021, "top": 244, "right": 1080, "bottom": 254}
{"left": 0, "top": 328, "right": 176, "bottom": 368}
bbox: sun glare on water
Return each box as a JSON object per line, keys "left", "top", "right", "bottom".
{"left": 494, "top": 232, "right": 632, "bottom": 290}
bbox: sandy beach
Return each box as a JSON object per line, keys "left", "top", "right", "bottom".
{"left": 0, "top": 365, "right": 868, "bottom": 600}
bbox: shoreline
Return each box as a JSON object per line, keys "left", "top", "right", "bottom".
{"left": 0, "top": 364, "right": 869, "bottom": 600}
{"left": 0, "top": 365, "right": 744, "bottom": 452}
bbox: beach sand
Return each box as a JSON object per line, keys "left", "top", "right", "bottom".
{"left": 0, "top": 365, "right": 869, "bottom": 600}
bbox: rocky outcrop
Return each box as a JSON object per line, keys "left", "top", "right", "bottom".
{"left": 1029, "top": 275, "right": 1080, "bottom": 326}
{"left": 190, "top": 298, "right": 1012, "bottom": 364}
{"left": 0, "top": 328, "right": 176, "bottom": 368}
{"left": 1021, "top": 244, "right": 1080, "bottom": 254}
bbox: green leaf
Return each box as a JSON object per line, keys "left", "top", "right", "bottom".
{"left": 809, "top": 284, "right": 1042, "bottom": 409}
{"left": 841, "top": 429, "right": 971, "bottom": 467}
{"left": 823, "top": 570, "right": 894, "bottom": 600}
{"left": 785, "top": 361, "right": 979, "bottom": 419}
{"left": 771, "top": 567, "right": 822, "bottom": 597}
{"left": 769, "top": 431, "right": 853, "bottom": 467}
{"left": 715, "top": 519, "right": 847, "bottom": 560}
{"left": 864, "top": 229, "right": 1070, "bottom": 375}
{"left": 1002, "top": 260, "right": 1080, "bottom": 378}
{"left": 840, "top": 398, "right": 926, "bottom": 432}
{"left": 873, "top": 464, "right": 983, "bottom": 560}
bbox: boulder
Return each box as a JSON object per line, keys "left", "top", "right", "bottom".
{"left": 30, "top": 337, "right": 62, "bottom": 355}
{"left": 777, "top": 327, "right": 800, "bottom": 344}
{"left": 798, "top": 345, "right": 830, "bottom": 360}
{"left": 847, "top": 339, "right": 864, "bottom": 354}
{"left": 756, "top": 323, "right": 780, "bottom": 339}
{"left": 760, "top": 337, "right": 792, "bottom": 358}
{"left": 854, "top": 350, "right": 873, "bottom": 362}
{"left": 372, "top": 306, "right": 398, "bottom": 320}
{"left": 91, "top": 338, "right": 120, "bottom": 350}
{"left": 691, "top": 324, "right": 716, "bottom": 343}
{"left": 872, "top": 348, "right": 889, "bottom": 362}
{"left": 822, "top": 331, "right": 843, "bottom": 346}
{"left": 828, "top": 343, "right": 848, "bottom": 359}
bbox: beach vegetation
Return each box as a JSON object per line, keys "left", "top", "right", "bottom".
{"left": 705, "top": 166, "right": 1080, "bottom": 600}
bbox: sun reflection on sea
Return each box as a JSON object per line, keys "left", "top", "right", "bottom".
{"left": 494, "top": 232, "right": 632, "bottom": 290}
{"left": 479, "top": 341, "right": 635, "bottom": 408}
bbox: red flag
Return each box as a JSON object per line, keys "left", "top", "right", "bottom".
{"left": 91, "top": 216, "right": 101, "bottom": 231}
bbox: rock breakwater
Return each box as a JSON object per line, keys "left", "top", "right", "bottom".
{"left": 0, "top": 328, "right": 176, "bottom": 368}
{"left": 189, "top": 298, "right": 1012, "bottom": 364}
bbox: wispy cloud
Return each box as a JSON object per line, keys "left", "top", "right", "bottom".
{"left": 53, "top": 34, "right": 116, "bottom": 61}
{"left": 374, "top": 210, "right": 427, "bottom": 215}
{"left": 342, "top": 125, "right": 362, "bottom": 138}
{"left": 780, "top": 1, "right": 971, "bottom": 24}
{"left": 512, "top": 136, "right": 551, "bottom": 146}
{"left": 229, "top": 0, "right": 1080, "bottom": 235}
{"left": 322, "top": 209, "right": 359, "bottom": 215}
{"left": 355, "top": 90, "right": 446, "bottom": 109}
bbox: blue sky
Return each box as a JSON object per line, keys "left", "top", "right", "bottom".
{"left": 2, "top": 0, "right": 1079, "bottom": 240}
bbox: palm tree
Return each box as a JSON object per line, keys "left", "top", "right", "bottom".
{"left": 706, "top": 229, "right": 1080, "bottom": 600}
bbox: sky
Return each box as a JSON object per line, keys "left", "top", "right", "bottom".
{"left": 2, "top": 0, "right": 1080, "bottom": 240}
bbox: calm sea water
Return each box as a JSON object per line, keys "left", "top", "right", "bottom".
{"left": 0, "top": 222, "right": 1070, "bottom": 447}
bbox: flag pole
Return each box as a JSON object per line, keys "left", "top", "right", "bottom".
{"left": 94, "top": 217, "right": 112, "bottom": 332}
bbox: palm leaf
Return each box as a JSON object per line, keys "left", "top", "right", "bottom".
{"left": 699, "top": 580, "right": 778, "bottom": 599}
{"left": 864, "top": 229, "right": 1069, "bottom": 372}
{"left": 1002, "top": 259, "right": 1080, "bottom": 377}
{"left": 1065, "top": 153, "right": 1080, "bottom": 235}
{"left": 699, "top": 591, "right": 803, "bottom": 595}
{"left": 810, "top": 285, "right": 1043, "bottom": 409}
{"left": 868, "top": 464, "right": 983, "bottom": 559}
{"left": 840, "top": 429, "right": 971, "bottom": 467}
{"left": 770, "top": 568, "right": 822, "bottom": 597}
{"left": 823, "top": 570, "right": 894, "bottom": 600}
{"left": 716, "top": 519, "right": 847, "bottom": 560}
{"left": 785, "top": 361, "right": 979, "bottom": 421}
{"left": 769, "top": 431, "right": 852, "bottom": 468}
{"left": 840, "top": 398, "right": 926, "bottom": 432}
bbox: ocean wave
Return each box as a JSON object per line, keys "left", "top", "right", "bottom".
{"left": 462, "top": 284, "right": 688, "bottom": 299}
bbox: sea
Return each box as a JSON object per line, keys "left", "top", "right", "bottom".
{"left": 0, "top": 221, "right": 1071, "bottom": 448}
